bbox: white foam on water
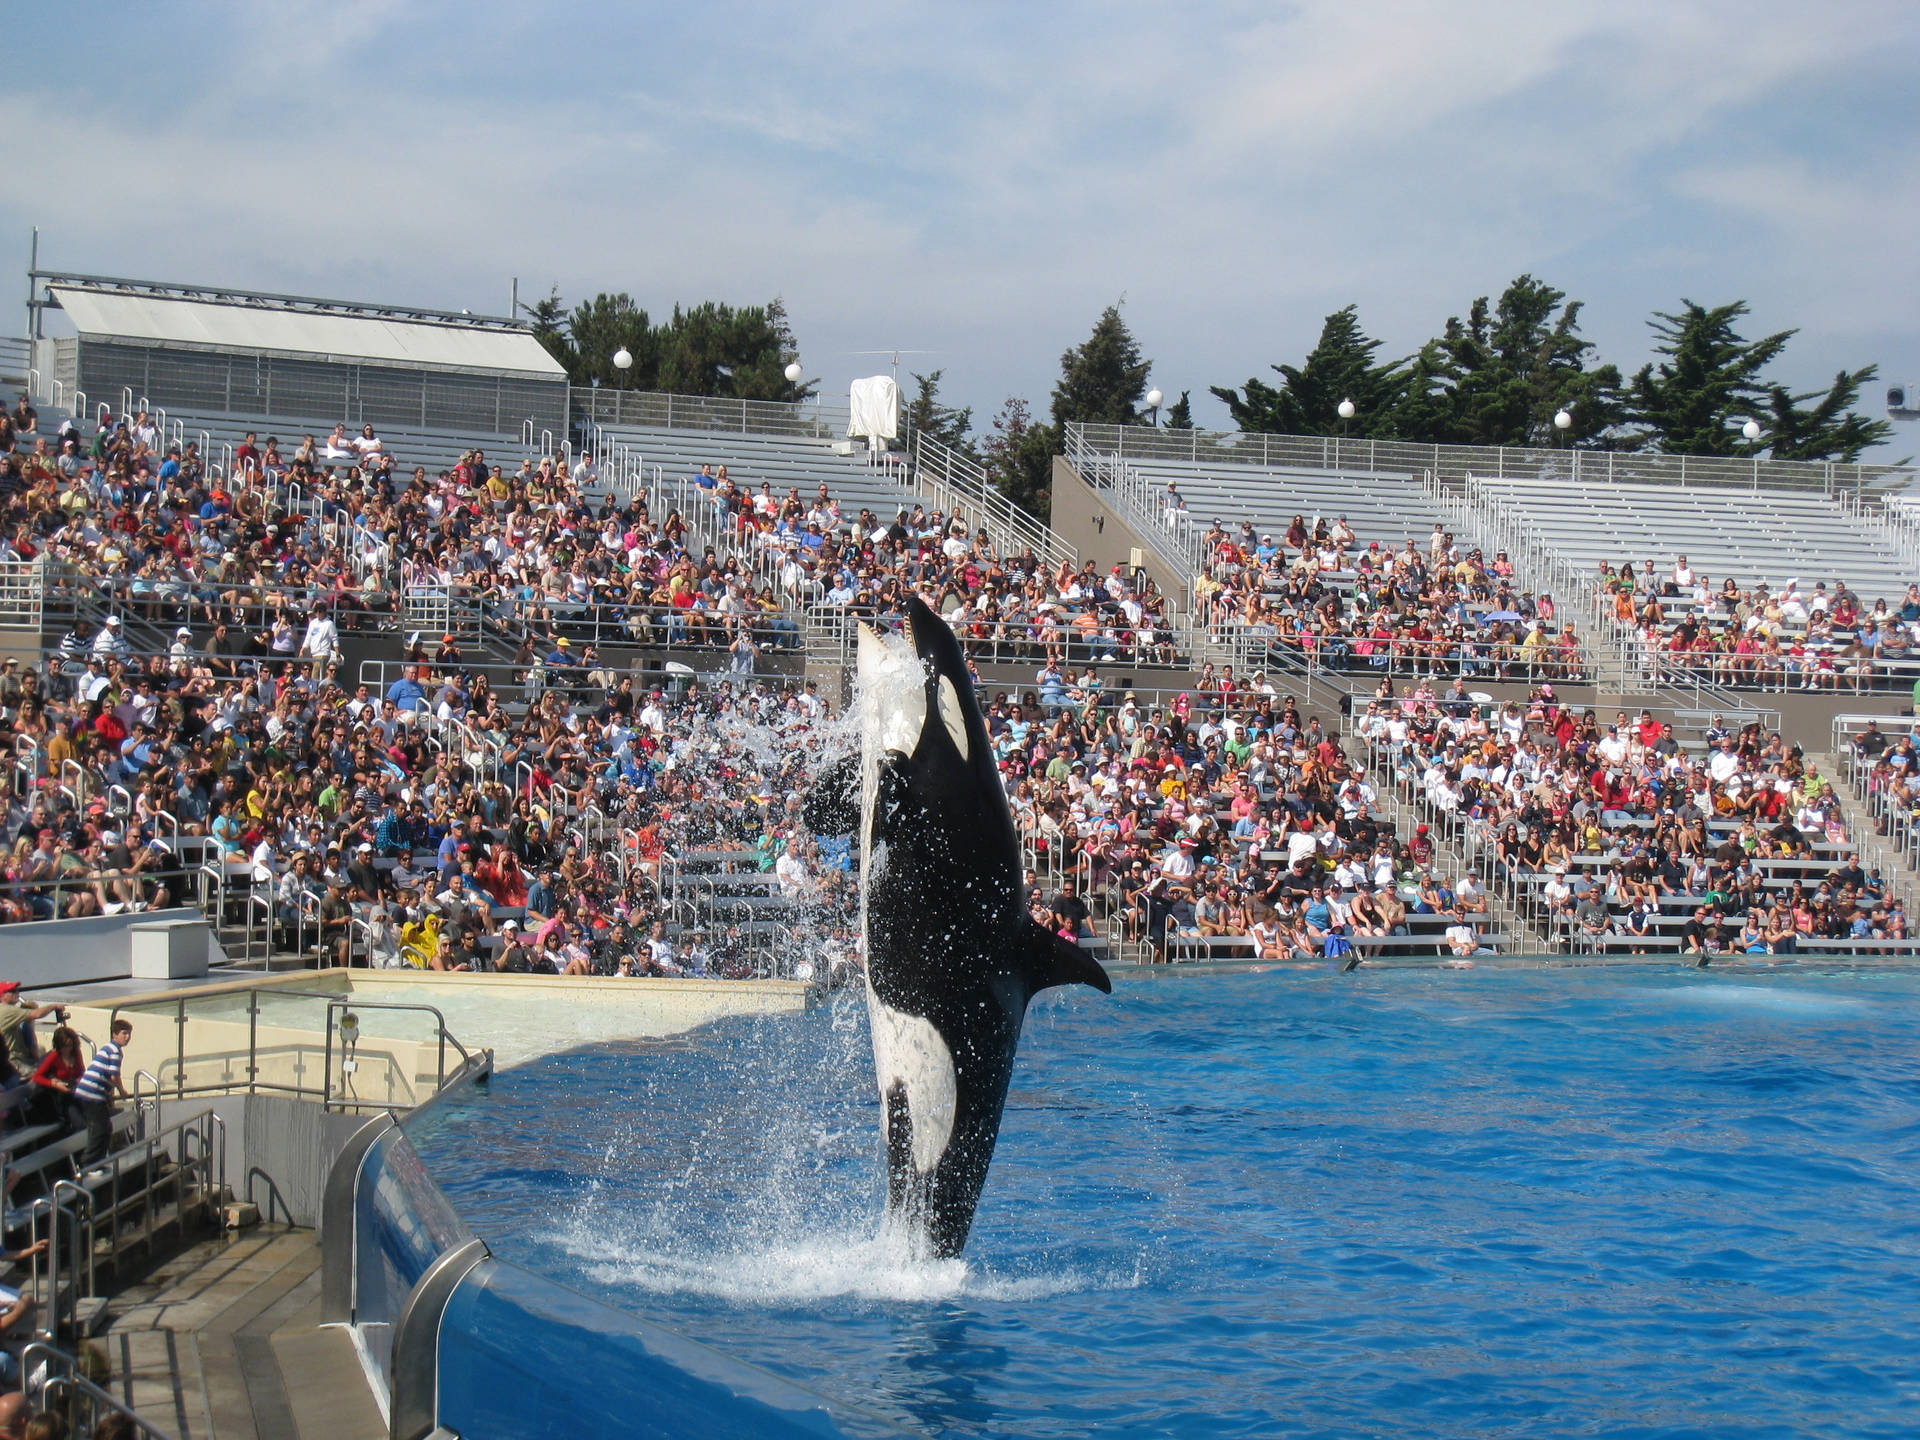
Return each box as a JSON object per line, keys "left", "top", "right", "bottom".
{"left": 1655, "top": 982, "right": 1867, "bottom": 1015}
{"left": 559, "top": 1221, "right": 1138, "bottom": 1305}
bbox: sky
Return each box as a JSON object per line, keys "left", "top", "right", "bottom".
{"left": 8, "top": 1, "right": 1918, "bottom": 451}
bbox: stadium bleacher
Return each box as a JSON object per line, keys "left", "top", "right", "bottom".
{"left": 1468, "top": 476, "right": 1915, "bottom": 605}
{"left": 591, "top": 423, "right": 938, "bottom": 530}
{"left": 128, "top": 404, "right": 539, "bottom": 484}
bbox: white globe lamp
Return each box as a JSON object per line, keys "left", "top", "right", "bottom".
{"left": 612, "top": 348, "right": 632, "bottom": 372}
{"left": 1742, "top": 419, "right": 1762, "bottom": 442}
{"left": 784, "top": 361, "right": 804, "bottom": 384}
{"left": 1554, "top": 409, "right": 1573, "bottom": 431}
{"left": 1337, "top": 398, "right": 1356, "bottom": 420}
{"left": 1145, "top": 389, "right": 1163, "bottom": 410}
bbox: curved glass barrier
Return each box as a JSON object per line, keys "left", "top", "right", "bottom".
{"left": 329, "top": 1057, "right": 912, "bottom": 1437}
{"left": 437, "top": 1260, "right": 910, "bottom": 1440}
{"left": 351, "top": 1127, "right": 475, "bottom": 1392}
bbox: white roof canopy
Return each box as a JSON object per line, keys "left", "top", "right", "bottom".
{"left": 50, "top": 285, "right": 566, "bottom": 380}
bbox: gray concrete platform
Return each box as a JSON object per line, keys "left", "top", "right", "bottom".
{"left": 99, "top": 1226, "right": 383, "bottom": 1440}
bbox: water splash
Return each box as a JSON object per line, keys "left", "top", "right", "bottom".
{"left": 560, "top": 1223, "right": 1135, "bottom": 1305}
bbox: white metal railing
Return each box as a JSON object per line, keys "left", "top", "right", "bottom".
{"left": 0, "top": 557, "right": 43, "bottom": 627}
{"left": 1845, "top": 490, "right": 1920, "bottom": 576}
{"left": 1068, "top": 421, "right": 1916, "bottom": 496}
{"left": 910, "top": 429, "right": 1076, "bottom": 569}
{"left": 571, "top": 386, "right": 850, "bottom": 440}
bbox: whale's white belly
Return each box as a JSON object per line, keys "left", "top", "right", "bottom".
{"left": 866, "top": 991, "right": 957, "bottom": 1173}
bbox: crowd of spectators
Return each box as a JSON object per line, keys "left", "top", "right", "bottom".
{"left": 0, "top": 601, "right": 866, "bottom": 976}
{"left": 1189, "top": 511, "right": 1586, "bottom": 683}
{"left": 1850, "top": 720, "right": 1920, "bottom": 874}
{"left": 988, "top": 673, "right": 1489, "bottom": 960}
{"left": 8, "top": 397, "right": 1914, "bottom": 968}
{"left": 0, "top": 406, "right": 816, "bottom": 673}
{"left": 699, "top": 467, "right": 1187, "bottom": 668}
{"left": 1601, "top": 557, "right": 1920, "bottom": 696}
{"left": 1358, "top": 688, "right": 1905, "bottom": 954}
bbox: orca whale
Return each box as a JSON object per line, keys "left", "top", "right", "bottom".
{"left": 805, "top": 596, "right": 1110, "bottom": 1258}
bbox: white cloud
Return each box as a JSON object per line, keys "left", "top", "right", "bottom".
{"left": 5, "top": 0, "right": 1915, "bottom": 444}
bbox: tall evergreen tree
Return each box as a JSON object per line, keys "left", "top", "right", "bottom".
{"left": 1627, "top": 300, "right": 1889, "bottom": 460}
{"left": 1417, "top": 276, "right": 1625, "bottom": 447}
{"left": 985, "top": 396, "right": 1057, "bottom": 521}
{"left": 905, "top": 369, "right": 978, "bottom": 458}
{"left": 530, "top": 291, "right": 805, "bottom": 400}
{"left": 1164, "top": 390, "right": 1194, "bottom": 430}
{"left": 1210, "top": 305, "right": 1407, "bottom": 437}
{"left": 562, "top": 293, "right": 656, "bottom": 390}
{"left": 1052, "top": 303, "right": 1152, "bottom": 428}
{"left": 520, "top": 286, "right": 568, "bottom": 352}
{"left": 1761, "top": 367, "right": 1892, "bottom": 462}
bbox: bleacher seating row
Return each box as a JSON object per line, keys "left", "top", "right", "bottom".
{"left": 594, "top": 423, "right": 944, "bottom": 532}
{"left": 112, "top": 404, "right": 536, "bottom": 482}
{"left": 1471, "top": 477, "right": 1914, "bottom": 607}
{"left": 1117, "top": 456, "right": 1454, "bottom": 561}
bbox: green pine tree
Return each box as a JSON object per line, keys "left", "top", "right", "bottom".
{"left": 1052, "top": 303, "right": 1152, "bottom": 427}
{"left": 1628, "top": 300, "right": 1889, "bottom": 460}
{"left": 1210, "top": 305, "right": 1407, "bottom": 436}
{"left": 1418, "top": 276, "right": 1625, "bottom": 447}
{"left": 1164, "top": 390, "right": 1194, "bottom": 429}
{"left": 905, "top": 370, "right": 978, "bottom": 458}
{"left": 985, "top": 396, "right": 1057, "bottom": 521}
{"left": 1760, "top": 367, "right": 1892, "bottom": 462}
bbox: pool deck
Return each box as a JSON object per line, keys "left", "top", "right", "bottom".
{"left": 98, "top": 1225, "right": 381, "bottom": 1440}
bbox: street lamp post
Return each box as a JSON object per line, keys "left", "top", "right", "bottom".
{"left": 1554, "top": 408, "right": 1573, "bottom": 451}
{"left": 1145, "top": 388, "right": 1164, "bottom": 428}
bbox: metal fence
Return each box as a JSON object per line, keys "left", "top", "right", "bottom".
{"left": 1068, "top": 422, "right": 1916, "bottom": 497}
{"left": 570, "top": 386, "right": 850, "bottom": 439}
{"left": 74, "top": 340, "right": 566, "bottom": 438}
{"left": 0, "top": 558, "right": 41, "bottom": 628}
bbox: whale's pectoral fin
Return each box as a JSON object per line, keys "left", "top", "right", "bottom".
{"left": 1019, "top": 920, "right": 1113, "bottom": 995}
{"left": 801, "top": 752, "right": 861, "bottom": 836}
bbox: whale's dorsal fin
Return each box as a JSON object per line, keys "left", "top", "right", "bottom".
{"left": 801, "top": 752, "right": 861, "bottom": 836}
{"left": 1020, "top": 920, "right": 1113, "bottom": 995}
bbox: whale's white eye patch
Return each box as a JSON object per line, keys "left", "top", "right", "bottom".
{"left": 936, "top": 675, "right": 969, "bottom": 760}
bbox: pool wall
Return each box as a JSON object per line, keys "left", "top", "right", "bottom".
{"left": 319, "top": 1051, "right": 915, "bottom": 1439}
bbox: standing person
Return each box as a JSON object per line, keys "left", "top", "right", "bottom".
{"left": 73, "top": 1019, "right": 132, "bottom": 1165}
{"left": 28, "top": 1027, "right": 84, "bottom": 1133}
{"left": 0, "top": 984, "right": 59, "bottom": 1089}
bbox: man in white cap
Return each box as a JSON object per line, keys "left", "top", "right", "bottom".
{"left": 91, "top": 615, "right": 128, "bottom": 661}
{"left": 169, "top": 626, "right": 195, "bottom": 670}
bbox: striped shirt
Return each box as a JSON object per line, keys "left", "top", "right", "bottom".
{"left": 73, "top": 1040, "right": 124, "bottom": 1103}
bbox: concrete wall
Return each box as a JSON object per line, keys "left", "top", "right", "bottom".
{"left": 153, "top": 1093, "right": 366, "bottom": 1228}
{"left": 0, "top": 625, "right": 38, "bottom": 670}
{"left": 1051, "top": 456, "right": 1192, "bottom": 605}
{"left": 0, "top": 907, "right": 208, "bottom": 990}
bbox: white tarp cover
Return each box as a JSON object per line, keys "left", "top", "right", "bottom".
{"left": 50, "top": 287, "right": 567, "bottom": 378}
{"left": 848, "top": 375, "right": 901, "bottom": 440}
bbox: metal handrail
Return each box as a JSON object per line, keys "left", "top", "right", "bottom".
{"left": 109, "top": 985, "right": 476, "bottom": 1111}
{"left": 1067, "top": 420, "right": 1915, "bottom": 496}
{"left": 20, "top": 1341, "right": 177, "bottom": 1439}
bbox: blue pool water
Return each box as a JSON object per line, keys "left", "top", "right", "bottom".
{"left": 411, "top": 968, "right": 1920, "bottom": 1438}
